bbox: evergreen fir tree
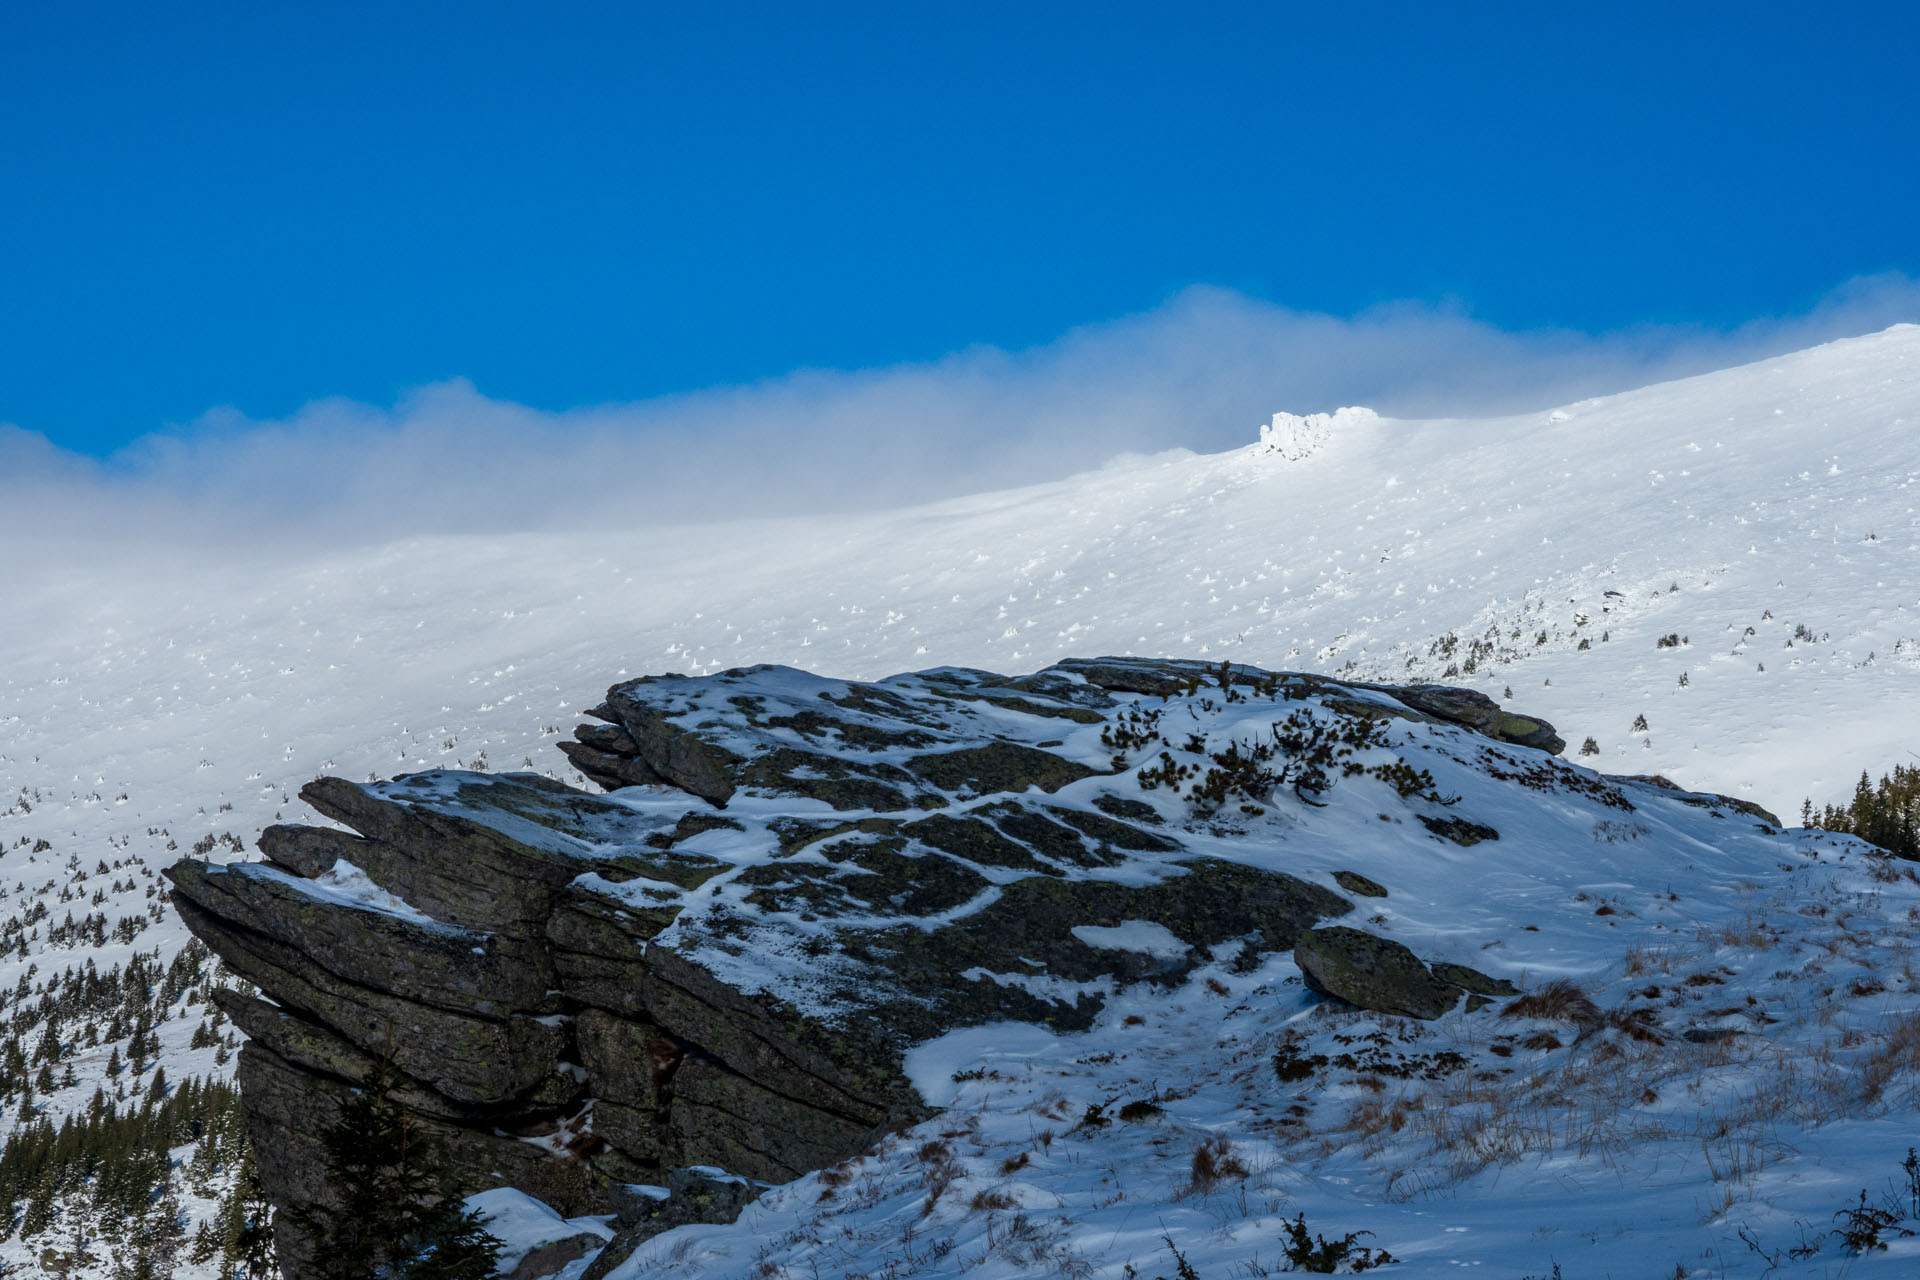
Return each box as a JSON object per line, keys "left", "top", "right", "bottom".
{"left": 20, "top": 1165, "right": 56, "bottom": 1238}
{"left": 226, "top": 1149, "right": 279, "bottom": 1280}
{"left": 190, "top": 1220, "right": 220, "bottom": 1267}
{"left": 1806, "top": 763, "right": 1920, "bottom": 859}
{"left": 400, "top": 1202, "right": 502, "bottom": 1280}
{"left": 291, "top": 1052, "right": 501, "bottom": 1280}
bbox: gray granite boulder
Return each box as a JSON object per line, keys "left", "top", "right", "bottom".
{"left": 168, "top": 657, "right": 1569, "bottom": 1279}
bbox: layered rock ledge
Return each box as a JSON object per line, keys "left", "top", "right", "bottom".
{"left": 168, "top": 656, "right": 1583, "bottom": 1277}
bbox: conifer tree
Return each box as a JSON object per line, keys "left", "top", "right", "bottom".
{"left": 291, "top": 1051, "right": 501, "bottom": 1280}
{"left": 226, "top": 1149, "right": 279, "bottom": 1280}
{"left": 1806, "top": 763, "right": 1920, "bottom": 859}
{"left": 190, "top": 1220, "right": 219, "bottom": 1267}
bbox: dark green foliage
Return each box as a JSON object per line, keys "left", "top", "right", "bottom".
{"left": 1170, "top": 708, "right": 1395, "bottom": 813}
{"left": 0, "top": 1071, "right": 262, "bottom": 1277}
{"left": 0, "top": 1073, "right": 243, "bottom": 1240}
{"left": 1804, "top": 765, "right": 1920, "bottom": 860}
{"left": 1281, "top": 1213, "right": 1398, "bottom": 1272}
{"left": 292, "top": 1052, "right": 503, "bottom": 1280}
{"left": 1101, "top": 706, "right": 1165, "bottom": 767}
{"left": 211, "top": 1148, "right": 278, "bottom": 1279}
{"left": 404, "top": 1206, "right": 504, "bottom": 1280}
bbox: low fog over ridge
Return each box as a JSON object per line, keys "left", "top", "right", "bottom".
{"left": 4, "top": 277, "right": 1918, "bottom": 548}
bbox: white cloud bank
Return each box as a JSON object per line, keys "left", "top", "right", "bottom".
{"left": 4, "top": 277, "right": 1918, "bottom": 547}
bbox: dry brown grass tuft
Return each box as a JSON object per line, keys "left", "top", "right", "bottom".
{"left": 1603, "top": 1005, "right": 1666, "bottom": 1044}
{"left": 1347, "top": 1094, "right": 1425, "bottom": 1147}
{"left": 1859, "top": 1009, "right": 1920, "bottom": 1106}
{"left": 1186, "top": 1135, "right": 1251, "bottom": 1194}
{"left": 1502, "top": 979, "right": 1601, "bottom": 1030}
{"left": 914, "top": 1139, "right": 961, "bottom": 1216}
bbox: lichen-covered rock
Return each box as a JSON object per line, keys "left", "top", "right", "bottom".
{"left": 170, "top": 860, "right": 549, "bottom": 1014}
{"left": 581, "top": 1169, "right": 761, "bottom": 1280}
{"left": 238, "top": 1044, "right": 603, "bottom": 1280}
{"left": 1378, "top": 684, "right": 1566, "bottom": 755}
{"left": 170, "top": 893, "right": 562, "bottom": 1103}
{"left": 1619, "top": 773, "right": 1784, "bottom": 827}
{"left": 507, "top": 1234, "right": 607, "bottom": 1280}
{"left": 212, "top": 990, "right": 583, "bottom": 1124}
{"left": 1294, "top": 926, "right": 1466, "bottom": 1020}
{"left": 1430, "top": 962, "right": 1519, "bottom": 997}
{"left": 1333, "top": 870, "right": 1388, "bottom": 898}
{"left": 1418, "top": 814, "right": 1501, "bottom": 846}
{"left": 562, "top": 665, "right": 1116, "bottom": 812}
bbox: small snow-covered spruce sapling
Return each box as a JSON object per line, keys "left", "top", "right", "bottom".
{"left": 1579, "top": 737, "right": 1599, "bottom": 757}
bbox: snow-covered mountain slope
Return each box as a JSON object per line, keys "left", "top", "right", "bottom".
{"left": 561, "top": 665, "right": 1920, "bottom": 1280}
{"left": 6, "top": 326, "right": 1914, "bottom": 866}
{"left": 0, "top": 324, "right": 1915, "bottom": 1274}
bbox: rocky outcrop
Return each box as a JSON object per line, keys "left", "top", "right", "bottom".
{"left": 167, "top": 656, "right": 1565, "bottom": 1278}
{"left": 1294, "top": 926, "right": 1519, "bottom": 1020}
{"left": 1358, "top": 682, "right": 1565, "bottom": 755}
{"left": 579, "top": 1169, "right": 762, "bottom": 1280}
{"left": 1618, "top": 773, "right": 1783, "bottom": 828}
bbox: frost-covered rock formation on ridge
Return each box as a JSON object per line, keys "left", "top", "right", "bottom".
{"left": 1257, "top": 405, "right": 1378, "bottom": 460}
{"left": 173, "top": 655, "right": 1811, "bottom": 1278}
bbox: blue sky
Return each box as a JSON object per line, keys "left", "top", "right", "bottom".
{"left": 3, "top": 1, "right": 1917, "bottom": 459}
